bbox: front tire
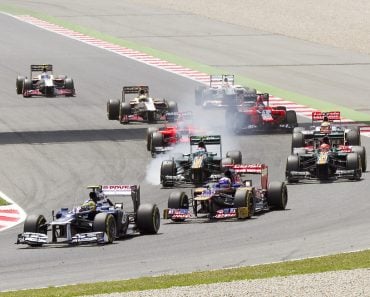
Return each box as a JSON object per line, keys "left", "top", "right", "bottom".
{"left": 93, "top": 213, "right": 117, "bottom": 244}
{"left": 234, "top": 189, "right": 254, "bottom": 219}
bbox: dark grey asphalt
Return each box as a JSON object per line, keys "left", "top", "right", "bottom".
{"left": 0, "top": 7, "right": 369, "bottom": 292}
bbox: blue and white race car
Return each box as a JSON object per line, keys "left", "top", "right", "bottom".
{"left": 16, "top": 185, "right": 160, "bottom": 246}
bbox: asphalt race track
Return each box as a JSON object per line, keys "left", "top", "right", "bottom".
{"left": 0, "top": 5, "right": 369, "bottom": 291}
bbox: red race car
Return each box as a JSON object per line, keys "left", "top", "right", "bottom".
{"left": 146, "top": 111, "right": 204, "bottom": 157}
{"left": 225, "top": 93, "right": 298, "bottom": 134}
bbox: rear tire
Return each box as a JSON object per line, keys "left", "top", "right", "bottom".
{"left": 267, "top": 181, "right": 288, "bottom": 210}
{"left": 93, "top": 213, "right": 117, "bottom": 243}
{"left": 16, "top": 76, "right": 25, "bottom": 94}
{"left": 107, "top": 99, "right": 120, "bottom": 120}
{"left": 226, "top": 151, "right": 242, "bottom": 165}
{"left": 161, "top": 160, "right": 176, "bottom": 186}
{"left": 137, "top": 204, "right": 160, "bottom": 234}
{"left": 146, "top": 127, "right": 159, "bottom": 151}
{"left": 286, "top": 110, "right": 297, "bottom": 127}
{"left": 346, "top": 129, "right": 361, "bottom": 146}
{"left": 150, "top": 132, "right": 164, "bottom": 154}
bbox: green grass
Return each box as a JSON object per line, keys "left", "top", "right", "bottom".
{"left": 0, "top": 197, "right": 10, "bottom": 206}
{"left": 1, "top": 249, "right": 370, "bottom": 297}
{"left": 1, "top": 4, "right": 370, "bottom": 122}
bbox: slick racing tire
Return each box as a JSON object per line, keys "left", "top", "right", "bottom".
{"left": 150, "top": 132, "right": 164, "bottom": 154}
{"left": 120, "top": 102, "right": 131, "bottom": 124}
{"left": 22, "top": 78, "right": 33, "bottom": 97}
{"left": 234, "top": 188, "right": 254, "bottom": 219}
{"left": 16, "top": 75, "right": 25, "bottom": 94}
{"left": 24, "top": 214, "right": 47, "bottom": 234}
{"left": 64, "top": 77, "right": 74, "bottom": 95}
{"left": 195, "top": 86, "right": 206, "bottom": 106}
{"left": 226, "top": 151, "right": 242, "bottom": 165}
{"left": 346, "top": 152, "right": 362, "bottom": 180}
{"left": 107, "top": 99, "right": 120, "bottom": 120}
{"left": 351, "top": 146, "right": 367, "bottom": 172}
{"left": 146, "top": 127, "right": 159, "bottom": 151}
{"left": 346, "top": 129, "right": 361, "bottom": 146}
{"left": 167, "top": 100, "right": 178, "bottom": 113}
{"left": 23, "top": 214, "right": 47, "bottom": 247}
{"left": 286, "top": 110, "right": 298, "bottom": 127}
{"left": 168, "top": 191, "right": 189, "bottom": 222}
{"left": 291, "top": 132, "right": 305, "bottom": 151}
{"left": 286, "top": 155, "right": 300, "bottom": 183}
{"left": 93, "top": 213, "right": 117, "bottom": 244}
{"left": 137, "top": 203, "right": 160, "bottom": 234}
{"left": 267, "top": 181, "right": 288, "bottom": 210}
{"left": 161, "top": 160, "right": 176, "bottom": 187}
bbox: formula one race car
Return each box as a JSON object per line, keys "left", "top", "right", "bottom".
{"left": 16, "top": 185, "right": 160, "bottom": 247}
{"left": 291, "top": 111, "right": 366, "bottom": 171}
{"left": 163, "top": 163, "right": 287, "bottom": 221}
{"left": 195, "top": 74, "right": 257, "bottom": 108}
{"left": 16, "top": 64, "right": 75, "bottom": 97}
{"left": 107, "top": 86, "right": 178, "bottom": 124}
{"left": 225, "top": 92, "right": 298, "bottom": 134}
{"left": 146, "top": 111, "right": 206, "bottom": 157}
{"left": 160, "top": 135, "right": 242, "bottom": 187}
{"left": 286, "top": 137, "right": 364, "bottom": 183}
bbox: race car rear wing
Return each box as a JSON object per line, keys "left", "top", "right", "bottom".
{"left": 190, "top": 135, "right": 222, "bottom": 157}
{"left": 31, "top": 64, "right": 53, "bottom": 73}
{"left": 189, "top": 135, "right": 221, "bottom": 146}
{"left": 209, "top": 74, "right": 235, "bottom": 87}
{"left": 100, "top": 184, "right": 141, "bottom": 211}
{"left": 101, "top": 185, "right": 138, "bottom": 196}
{"left": 226, "top": 164, "right": 269, "bottom": 190}
{"left": 122, "top": 86, "right": 149, "bottom": 101}
{"left": 312, "top": 111, "right": 341, "bottom": 123}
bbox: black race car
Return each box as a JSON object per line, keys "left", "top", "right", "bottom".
{"left": 107, "top": 86, "right": 178, "bottom": 124}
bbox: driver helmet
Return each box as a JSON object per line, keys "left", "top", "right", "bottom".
{"left": 320, "top": 120, "right": 331, "bottom": 133}
{"left": 197, "top": 141, "right": 206, "bottom": 151}
{"left": 218, "top": 177, "right": 231, "bottom": 188}
{"left": 89, "top": 191, "right": 99, "bottom": 203}
{"left": 320, "top": 143, "right": 330, "bottom": 151}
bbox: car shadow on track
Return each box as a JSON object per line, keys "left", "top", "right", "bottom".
{"left": 0, "top": 128, "right": 148, "bottom": 145}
